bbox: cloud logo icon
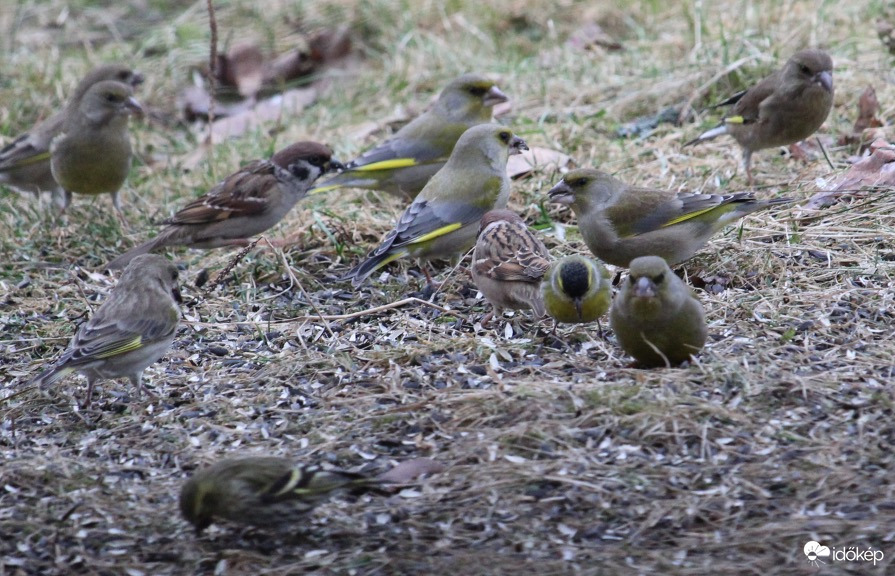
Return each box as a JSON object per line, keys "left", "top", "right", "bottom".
{"left": 804, "top": 541, "right": 831, "bottom": 566}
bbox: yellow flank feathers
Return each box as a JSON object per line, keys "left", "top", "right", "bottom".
{"left": 409, "top": 223, "right": 463, "bottom": 244}
{"left": 96, "top": 336, "right": 143, "bottom": 358}
{"left": 354, "top": 158, "right": 419, "bottom": 171}
{"left": 724, "top": 115, "right": 745, "bottom": 125}
{"left": 662, "top": 206, "right": 721, "bottom": 227}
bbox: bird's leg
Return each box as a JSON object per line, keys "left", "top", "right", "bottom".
{"left": 787, "top": 142, "right": 810, "bottom": 162}
{"left": 111, "top": 191, "right": 131, "bottom": 229}
{"left": 742, "top": 150, "right": 754, "bottom": 187}
{"left": 81, "top": 376, "right": 97, "bottom": 409}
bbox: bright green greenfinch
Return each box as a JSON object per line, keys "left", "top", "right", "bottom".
{"left": 547, "top": 169, "right": 791, "bottom": 268}
{"left": 310, "top": 74, "right": 508, "bottom": 200}
{"left": 344, "top": 124, "right": 528, "bottom": 286}
{"left": 0, "top": 64, "right": 144, "bottom": 202}
{"left": 179, "top": 457, "right": 380, "bottom": 534}
{"left": 30, "top": 254, "right": 181, "bottom": 407}
{"left": 50, "top": 80, "right": 143, "bottom": 217}
{"left": 541, "top": 255, "right": 611, "bottom": 324}
{"left": 471, "top": 209, "right": 551, "bottom": 324}
{"left": 105, "top": 142, "right": 342, "bottom": 270}
{"left": 610, "top": 256, "right": 707, "bottom": 367}
{"left": 685, "top": 49, "right": 833, "bottom": 184}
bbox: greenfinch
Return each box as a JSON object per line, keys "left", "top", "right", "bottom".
{"left": 179, "top": 457, "right": 379, "bottom": 534}
{"left": 541, "top": 255, "right": 611, "bottom": 324}
{"left": 106, "top": 142, "right": 342, "bottom": 269}
{"left": 0, "top": 64, "right": 144, "bottom": 201}
{"left": 310, "top": 74, "right": 508, "bottom": 200}
{"left": 50, "top": 80, "right": 143, "bottom": 217}
{"left": 344, "top": 124, "right": 528, "bottom": 286}
{"left": 471, "top": 209, "right": 551, "bottom": 324}
{"left": 685, "top": 49, "right": 834, "bottom": 184}
{"left": 547, "top": 169, "right": 791, "bottom": 267}
{"left": 30, "top": 254, "right": 181, "bottom": 407}
{"left": 610, "top": 256, "right": 707, "bottom": 367}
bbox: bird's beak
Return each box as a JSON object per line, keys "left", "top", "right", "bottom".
{"left": 633, "top": 276, "right": 656, "bottom": 298}
{"left": 815, "top": 70, "right": 833, "bottom": 93}
{"left": 546, "top": 181, "right": 573, "bottom": 205}
{"left": 327, "top": 158, "right": 345, "bottom": 173}
{"left": 483, "top": 85, "right": 509, "bottom": 107}
{"left": 509, "top": 135, "right": 528, "bottom": 156}
{"left": 125, "top": 96, "right": 144, "bottom": 117}
{"left": 171, "top": 286, "right": 183, "bottom": 304}
{"left": 131, "top": 72, "right": 146, "bottom": 87}
{"left": 574, "top": 298, "right": 583, "bottom": 320}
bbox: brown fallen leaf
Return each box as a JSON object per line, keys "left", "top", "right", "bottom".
{"left": 506, "top": 146, "right": 571, "bottom": 179}
{"left": 805, "top": 138, "right": 895, "bottom": 208}
{"left": 838, "top": 86, "right": 883, "bottom": 151}
{"left": 377, "top": 458, "right": 445, "bottom": 484}
{"left": 217, "top": 42, "right": 265, "bottom": 99}
{"left": 208, "top": 87, "right": 318, "bottom": 140}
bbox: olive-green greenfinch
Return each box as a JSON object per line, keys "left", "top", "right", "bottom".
{"left": 50, "top": 80, "right": 143, "bottom": 217}
{"left": 30, "top": 254, "right": 181, "bottom": 407}
{"left": 541, "top": 255, "right": 611, "bottom": 324}
{"left": 106, "top": 142, "right": 342, "bottom": 269}
{"left": 610, "top": 256, "right": 707, "bottom": 367}
{"left": 0, "top": 64, "right": 143, "bottom": 202}
{"left": 685, "top": 49, "right": 833, "bottom": 184}
{"left": 344, "top": 124, "right": 528, "bottom": 286}
{"left": 310, "top": 74, "right": 508, "bottom": 200}
{"left": 547, "top": 169, "right": 791, "bottom": 267}
{"left": 180, "top": 457, "right": 379, "bottom": 534}
{"left": 471, "top": 209, "right": 551, "bottom": 324}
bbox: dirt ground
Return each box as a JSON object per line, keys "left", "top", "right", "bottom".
{"left": 2, "top": 0, "right": 894, "bottom": 574}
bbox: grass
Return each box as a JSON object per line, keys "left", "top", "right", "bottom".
{"left": 2, "top": 0, "right": 895, "bottom": 574}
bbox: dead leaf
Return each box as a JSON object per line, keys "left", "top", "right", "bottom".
{"left": 208, "top": 87, "right": 318, "bottom": 140}
{"left": 377, "top": 458, "right": 445, "bottom": 484}
{"left": 838, "top": 86, "right": 883, "bottom": 150}
{"left": 567, "top": 22, "right": 623, "bottom": 52}
{"left": 878, "top": 20, "right": 895, "bottom": 54}
{"left": 806, "top": 138, "right": 895, "bottom": 208}
{"left": 507, "top": 147, "right": 571, "bottom": 179}
{"left": 217, "top": 42, "right": 265, "bottom": 98}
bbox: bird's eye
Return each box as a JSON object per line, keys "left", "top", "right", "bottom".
{"left": 105, "top": 93, "right": 120, "bottom": 102}
{"left": 569, "top": 178, "right": 588, "bottom": 187}
{"left": 652, "top": 273, "right": 665, "bottom": 284}
{"left": 118, "top": 72, "right": 130, "bottom": 81}
{"left": 499, "top": 131, "right": 511, "bottom": 143}
{"left": 468, "top": 86, "right": 487, "bottom": 96}
{"left": 799, "top": 64, "right": 811, "bottom": 74}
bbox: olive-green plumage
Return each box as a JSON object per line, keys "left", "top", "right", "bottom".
{"left": 547, "top": 169, "right": 791, "bottom": 268}
{"left": 609, "top": 256, "right": 707, "bottom": 367}
{"left": 310, "top": 74, "right": 508, "bottom": 200}
{"left": 179, "top": 457, "right": 378, "bottom": 534}
{"left": 541, "top": 255, "right": 611, "bottom": 324}
{"left": 344, "top": 124, "right": 528, "bottom": 286}
{"left": 50, "top": 80, "right": 142, "bottom": 216}
{"left": 0, "top": 64, "right": 143, "bottom": 202}
{"left": 30, "top": 254, "right": 181, "bottom": 407}
{"left": 685, "top": 49, "right": 834, "bottom": 184}
{"left": 471, "top": 209, "right": 551, "bottom": 321}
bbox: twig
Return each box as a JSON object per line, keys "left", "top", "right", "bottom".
{"left": 205, "top": 0, "right": 218, "bottom": 177}
{"left": 817, "top": 135, "right": 834, "bottom": 171}
{"left": 203, "top": 239, "right": 260, "bottom": 294}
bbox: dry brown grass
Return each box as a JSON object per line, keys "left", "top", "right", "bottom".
{"left": 2, "top": 0, "right": 895, "bottom": 574}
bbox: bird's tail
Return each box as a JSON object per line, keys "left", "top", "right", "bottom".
{"left": 30, "top": 364, "right": 73, "bottom": 388}
{"left": 341, "top": 248, "right": 407, "bottom": 287}
{"left": 683, "top": 124, "right": 728, "bottom": 147}
{"left": 105, "top": 234, "right": 169, "bottom": 270}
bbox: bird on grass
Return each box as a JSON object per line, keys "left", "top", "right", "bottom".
{"left": 30, "top": 254, "right": 181, "bottom": 407}
{"left": 471, "top": 209, "right": 551, "bottom": 326}
{"left": 684, "top": 49, "right": 834, "bottom": 184}
{"left": 179, "top": 457, "right": 381, "bottom": 535}
{"left": 541, "top": 255, "right": 611, "bottom": 327}
{"left": 547, "top": 168, "right": 792, "bottom": 268}
{"left": 309, "top": 73, "right": 508, "bottom": 200}
{"left": 105, "top": 142, "right": 342, "bottom": 269}
{"left": 50, "top": 80, "right": 143, "bottom": 219}
{"left": 0, "top": 64, "right": 144, "bottom": 203}
{"left": 609, "top": 255, "right": 707, "bottom": 367}
{"left": 344, "top": 124, "right": 528, "bottom": 287}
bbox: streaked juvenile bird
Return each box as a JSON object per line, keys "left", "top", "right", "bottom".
{"left": 541, "top": 255, "right": 611, "bottom": 325}
{"left": 0, "top": 64, "right": 144, "bottom": 201}
{"left": 179, "top": 457, "right": 380, "bottom": 534}
{"left": 310, "top": 74, "right": 508, "bottom": 199}
{"left": 609, "top": 255, "right": 707, "bottom": 367}
{"left": 471, "top": 209, "right": 551, "bottom": 325}
{"left": 106, "top": 142, "right": 341, "bottom": 269}
{"left": 30, "top": 254, "right": 181, "bottom": 407}
{"left": 547, "top": 168, "right": 791, "bottom": 267}
{"left": 344, "top": 124, "right": 528, "bottom": 287}
{"left": 50, "top": 80, "right": 143, "bottom": 217}
{"left": 684, "top": 49, "right": 834, "bottom": 184}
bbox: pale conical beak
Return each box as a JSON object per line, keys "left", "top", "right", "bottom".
{"left": 483, "top": 85, "right": 509, "bottom": 107}
{"left": 547, "top": 181, "right": 573, "bottom": 205}
{"left": 125, "top": 96, "right": 144, "bottom": 117}
{"left": 633, "top": 276, "right": 656, "bottom": 298}
{"left": 815, "top": 70, "right": 833, "bottom": 93}
{"left": 509, "top": 135, "right": 528, "bottom": 156}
